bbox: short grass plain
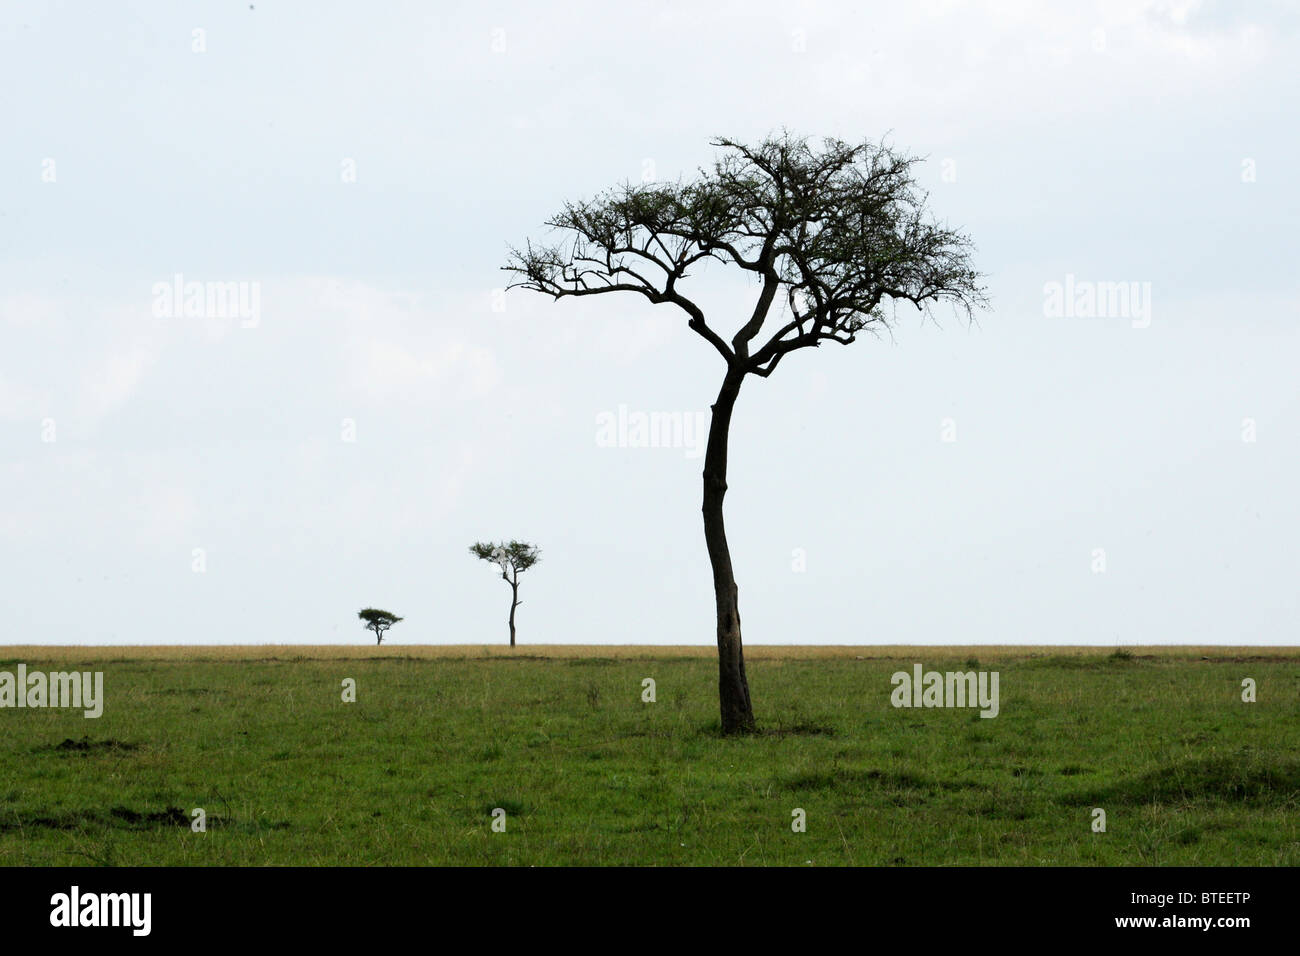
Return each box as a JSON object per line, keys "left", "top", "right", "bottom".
{"left": 2, "top": 645, "right": 1297, "bottom": 866}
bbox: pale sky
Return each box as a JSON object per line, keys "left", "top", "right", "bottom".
{"left": 1, "top": 0, "right": 1297, "bottom": 645}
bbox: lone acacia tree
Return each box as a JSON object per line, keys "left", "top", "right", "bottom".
{"left": 470, "top": 541, "right": 541, "bottom": 647}
{"left": 358, "top": 607, "right": 402, "bottom": 645}
{"left": 505, "top": 132, "right": 985, "bottom": 734}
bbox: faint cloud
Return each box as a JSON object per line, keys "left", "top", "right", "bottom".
{"left": 352, "top": 338, "right": 500, "bottom": 401}
{"left": 75, "top": 338, "right": 158, "bottom": 424}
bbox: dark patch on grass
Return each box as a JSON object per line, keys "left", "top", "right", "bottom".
{"left": 150, "top": 687, "right": 217, "bottom": 696}
{"left": 694, "top": 722, "right": 761, "bottom": 739}
{"left": 1065, "top": 755, "right": 1300, "bottom": 806}
{"left": 782, "top": 767, "right": 978, "bottom": 794}
{"left": 108, "top": 805, "right": 189, "bottom": 826}
{"left": 763, "top": 720, "right": 837, "bottom": 738}
{"left": 976, "top": 797, "right": 1035, "bottom": 820}
{"left": 483, "top": 799, "right": 526, "bottom": 817}
{"left": 0, "top": 805, "right": 189, "bottom": 832}
{"left": 1109, "top": 648, "right": 1135, "bottom": 662}
{"left": 32, "top": 737, "right": 139, "bottom": 756}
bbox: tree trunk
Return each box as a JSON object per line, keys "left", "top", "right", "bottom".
{"left": 508, "top": 575, "right": 518, "bottom": 648}
{"left": 703, "top": 368, "right": 755, "bottom": 734}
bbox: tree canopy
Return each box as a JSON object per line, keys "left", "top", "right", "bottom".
{"left": 469, "top": 541, "right": 541, "bottom": 576}
{"left": 505, "top": 131, "right": 986, "bottom": 378}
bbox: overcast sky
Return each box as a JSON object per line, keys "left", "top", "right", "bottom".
{"left": 2, "top": 0, "right": 1297, "bottom": 646}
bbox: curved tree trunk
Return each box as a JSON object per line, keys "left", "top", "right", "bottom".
{"left": 703, "top": 368, "right": 755, "bottom": 734}
{"left": 508, "top": 575, "right": 518, "bottom": 647}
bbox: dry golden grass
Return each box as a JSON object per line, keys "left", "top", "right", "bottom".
{"left": 3, "top": 644, "right": 1297, "bottom": 662}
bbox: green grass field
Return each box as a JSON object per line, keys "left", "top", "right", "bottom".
{"left": 2, "top": 646, "right": 1297, "bottom": 866}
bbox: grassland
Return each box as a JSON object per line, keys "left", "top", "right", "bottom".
{"left": 1, "top": 645, "right": 1297, "bottom": 866}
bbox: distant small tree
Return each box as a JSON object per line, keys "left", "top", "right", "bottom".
{"left": 470, "top": 541, "right": 541, "bottom": 647}
{"left": 358, "top": 608, "right": 402, "bottom": 645}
